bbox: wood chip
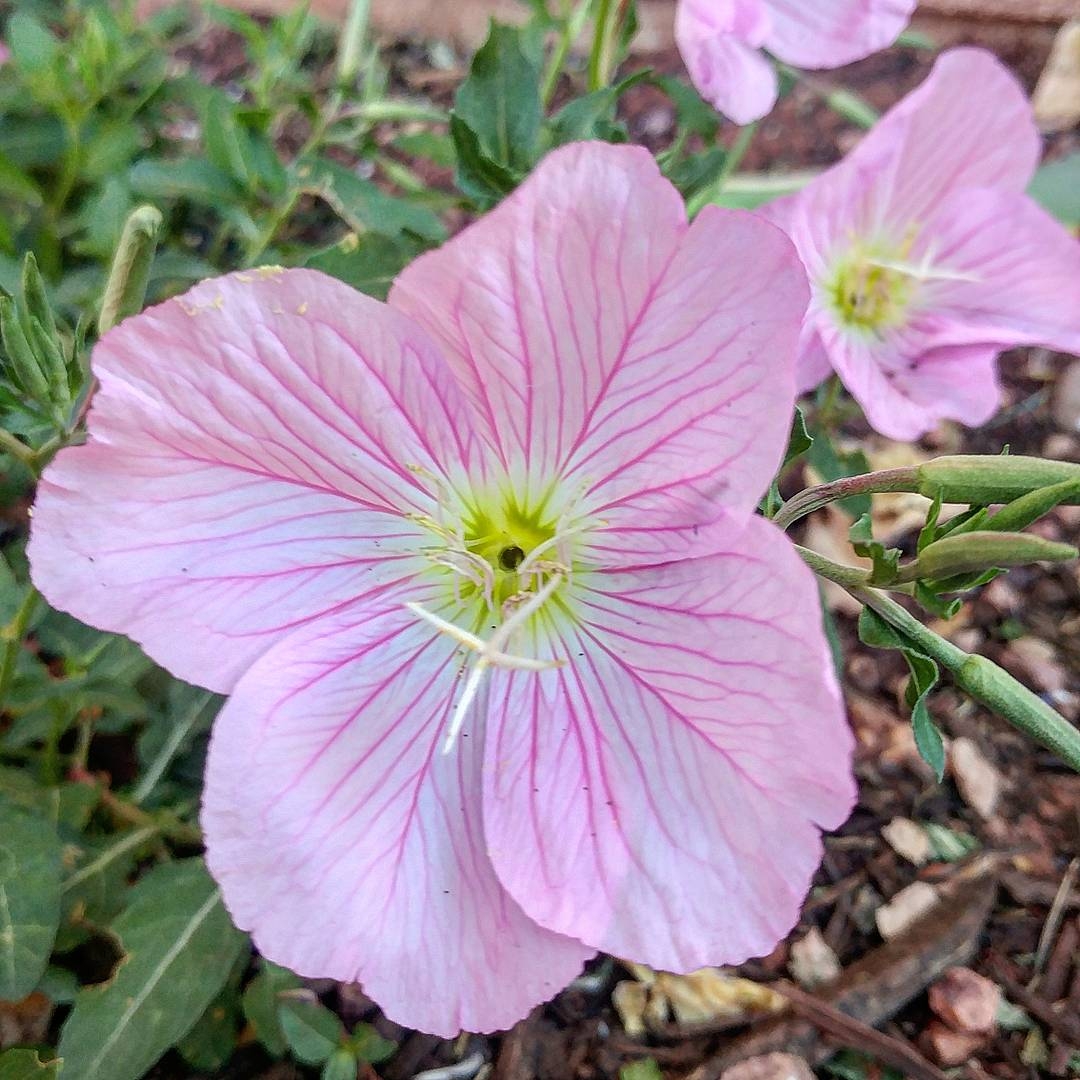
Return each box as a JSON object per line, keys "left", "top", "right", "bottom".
{"left": 949, "top": 737, "right": 1002, "bottom": 820}
{"left": 876, "top": 881, "right": 940, "bottom": 940}
{"left": 788, "top": 928, "right": 841, "bottom": 990}
{"left": 882, "top": 817, "right": 932, "bottom": 866}
{"left": 927, "top": 967, "right": 1001, "bottom": 1034}
{"left": 719, "top": 1054, "right": 815, "bottom": 1080}
{"left": 1033, "top": 20, "right": 1080, "bottom": 132}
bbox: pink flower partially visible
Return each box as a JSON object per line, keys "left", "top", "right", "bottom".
{"left": 676, "top": 0, "right": 916, "bottom": 124}
{"left": 28, "top": 143, "right": 855, "bottom": 1037}
{"left": 765, "top": 48, "right": 1080, "bottom": 441}
{"left": 0, "top": 42, "right": 9, "bottom": 66}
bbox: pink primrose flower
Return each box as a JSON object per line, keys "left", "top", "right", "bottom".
{"left": 676, "top": 0, "right": 916, "bottom": 125}
{"left": 764, "top": 48, "right": 1080, "bottom": 441}
{"left": 0, "top": 43, "right": 9, "bottom": 66}
{"left": 28, "top": 143, "right": 855, "bottom": 1036}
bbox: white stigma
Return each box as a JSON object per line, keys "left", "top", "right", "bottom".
{"left": 406, "top": 571, "right": 567, "bottom": 754}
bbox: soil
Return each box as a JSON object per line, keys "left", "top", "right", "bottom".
{"left": 143, "top": 4, "right": 1080, "bottom": 1078}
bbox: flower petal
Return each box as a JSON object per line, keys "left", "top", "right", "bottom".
{"left": 813, "top": 188, "right": 1080, "bottom": 440}
{"left": 29, "top": 269, "right": 478, "bottom": 692}
{"left": 203, "top": 585, "right": 593, "bottom": 1037}
{"left": 483, "top": 514, "right": 855, "bottom": 971}
{"left": 817, "top": 328, "right": 1003, "bottom": 441}
{"left": 846, "top": 48, "right": 1039, "bottom": 226}
{"left": 764, "top": 0, "right": 915, "bottom": 70}
{"left": 920, "top": 188, "right": 1080, "bottom": 355}
{"left": 675, "top": 0, "right": 779, "bottom": 125}
{"left": 390, "top": 143, "right": 809, "bottom": 542}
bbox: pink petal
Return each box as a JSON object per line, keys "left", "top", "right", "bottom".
{"left": 813, "top": 188, "right": 1080, "bottom": 439}
{"left": 202, "top": 585, "right": 593, "bottom": 1037}
{"left": 29, "top": 269, "right": 480, "bottom": 692}
{"left": 817, "top": 327, "right": 1003, "bottom": 441}
{"left": 845, "top": 49, "right": 1040, "bottom": 226}
{"left": 483, "top": 514, "right": 855, "bottom": 971}
{"left": 675, "top": 0, "right": 779, "bottom": 124}
{"left": 920, "top": 188, "right": 1080, "bottom": 355}
{"left": 763, "top": 0, "right": 915, "bottom": 69}
{"left": 391, "top": 143, "right": 809, "bottom": 552}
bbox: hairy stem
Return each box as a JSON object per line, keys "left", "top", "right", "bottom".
{"left": 775, "top": 466, "right": 921, "bottom": 530}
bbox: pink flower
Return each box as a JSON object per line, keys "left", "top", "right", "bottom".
{"left": 764, "top": 48, "right": 1080, "bottom": 441}
{"left": 28, "top": 143, "right": 854, "bottom": 1036}
{"left": 676, "top": 0, "right": 916, "bottom": 125}
{"left": 0, "top": 42, "right": 9, "bottom": 66}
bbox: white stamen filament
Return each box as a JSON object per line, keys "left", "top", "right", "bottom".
{"left": 406, "top": 571, "right": 567, "bottom": 755}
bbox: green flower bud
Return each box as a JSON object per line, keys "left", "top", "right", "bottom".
{"left": 917, "top": 455, "right": 1080, "bottom": 506}
{"left": 913, "top": 530, "right": 1077, "bottom": 582}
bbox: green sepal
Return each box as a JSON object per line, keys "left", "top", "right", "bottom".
{"left": 849, "top": 514, "right": 901, "bottom": 585}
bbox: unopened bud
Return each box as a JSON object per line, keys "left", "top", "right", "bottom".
{"left": 917, "top": 456, "right": 1080, "bottom": 506}
{"left": 913, "top": 530, "right": 1077, "bottom": 582}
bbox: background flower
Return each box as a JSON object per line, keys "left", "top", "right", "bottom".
{"left": 676, "top": 0, "right": 916, "bottom": 124}
{"left": 28, "top": 143, "right": 855, "bottom": 1036}
{"left": 765, "top": 48, "right": 1080, "bottom": 440}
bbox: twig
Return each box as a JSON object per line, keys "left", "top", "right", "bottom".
{"left": 774, "top": 981, "right": 948, "bottom": 1080}
{"left": 991, "top": 957, "right": 1080, "bottom": 1046}
{"left": 1032, "top": 858, "right": 1080, "bottom": 980}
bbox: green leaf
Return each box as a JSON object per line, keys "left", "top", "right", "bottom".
{"left": 450, "top": 112, "right": 521, "bottom": 206}
{"left": 128, "top": 159, "right": 239, "bottom": 205}
{"left": 547, "top": 72, "right": 646, "bottom": 146}
{"left": 278, "top": 996, "right": 343, "bottom": 1065}
{"left": 806, "top": 434, "right": 872, "bottom": 519}
{"left": 904, "top": 649, "right": 945, "bottom": 780}
{"left": 620, "top": 1061, "right": 664, "bottom": 1080}
{"left": 849, "top": 514, "right": 901, "bottom": 585}
{"left": 322, "top": 1048, "right": 360, "bottom": 1080}
{"left": 177, "top": 987, "right": 240, "bottom": 1071}
{"left": 922, "top": 822, "right": 979, "bottom": 863}
{"left": 57, "top": 858, "right": 247, "bottom": 1080}
{"left": 349, "top": 1022, "right": 397, "bottom": 1064}
{"left": 242, "top": 960, "right": 302, "bottom": 1056}
{"left": 454, "top": 22, "right": 542, "bottom": 176}
{"left": 305, "top": 232, "right": 425, "bottom": 300}
{"left": 783, "top": 406, "right": 813, "bottom": 468}
{"left": 1029, "top": 153, "right": 1080, "bottom": 229}
{"left": 0, "top": 796, "right": 62, "bottom": 1001}
{"left": 0, "top": 1049, "right": 60, "bottom": 1080}
{"left": 0, "top": 154, "right": 43, "bottom": 208}
{"left": 301, "top": 158, "right": 445, "bottom": 241}
{"left": 6, "top": 13, "right": 60, "bottom": 80}
{"left": 857, "top": 609, "right": 946, "bottom": 779}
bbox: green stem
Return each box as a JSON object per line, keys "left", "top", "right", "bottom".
{"left": 588, "top": 0, "right": 624, "bottom": 92}
{"left": 802, "top": 550, "right": 1080, "bottom": 772}
{"left": 0, "top": 428, "right": 37, "bottom": 470}
{"left": 0, "top": 587, "right": 38, "bottom": 707}
{"left": 541, "top": 0, "right": 592, "bottom": 107}
{"left": 131, "top": 691, "right": 214, "bottom": 806}
{"left": 775, "top": 466, "right": 920, "bottom": 530}
{"left": 335, "top": 0, "right": 371, "bottom": 89}
{"left": 687, "top": 122, "right": 759, "bottom": 217}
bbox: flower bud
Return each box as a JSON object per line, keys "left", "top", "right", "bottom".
{"left": 917, "top": 455, "right": 1080, "bottom": 506}
{"left": 915, "top": 530, "right": 1077, "bottom": 581}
